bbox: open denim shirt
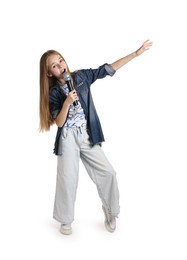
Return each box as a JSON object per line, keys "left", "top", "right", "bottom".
{"left": 49, "top": 63, "right": 116, "bottom": 155}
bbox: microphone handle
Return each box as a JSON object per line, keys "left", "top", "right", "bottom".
{"left": 66, "top": 81, "right": 78, "bottom": 106}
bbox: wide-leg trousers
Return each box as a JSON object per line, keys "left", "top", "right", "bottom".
{"left": 53, "top": 125, "right": 120, "bottom": 224}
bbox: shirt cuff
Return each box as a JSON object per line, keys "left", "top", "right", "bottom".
{"left": 105, "top": 64, "right": 116, "bottom": 76}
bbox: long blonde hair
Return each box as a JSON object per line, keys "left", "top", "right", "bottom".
{"left": 39, "top": 50, "right": 70, "bottom": 132}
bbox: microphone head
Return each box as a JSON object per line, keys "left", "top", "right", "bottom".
{"left": 63, "top": 71, "right": 71, "bottom": 81}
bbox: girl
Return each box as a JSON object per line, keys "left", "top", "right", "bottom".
{"left": 39, "top": 40, "right": 152, "bottom": 235}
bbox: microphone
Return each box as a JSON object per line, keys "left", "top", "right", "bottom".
{"left": 63, "top": 70, "right": 78, "bottom": 106}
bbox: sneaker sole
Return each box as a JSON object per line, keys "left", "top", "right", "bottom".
{"left": 60, "top": 227, "right": 72, "bottom": 235}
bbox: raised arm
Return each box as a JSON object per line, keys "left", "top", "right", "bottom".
{"left": 111, "top": 39, "right": 153, "bottom": 71}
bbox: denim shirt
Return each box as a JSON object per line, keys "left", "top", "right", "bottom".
{"left": 49, "top": 63, "right": 116, "bottom": 155}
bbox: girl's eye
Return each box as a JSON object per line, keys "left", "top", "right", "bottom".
{"left": 52, "top": 65, "right": 56, "bottom": 69}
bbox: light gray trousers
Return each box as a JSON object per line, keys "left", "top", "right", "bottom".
{"left": 53, "top": 126, "right": 120, "bottom": 224}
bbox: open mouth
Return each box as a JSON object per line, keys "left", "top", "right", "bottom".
{"left": 61, "top": 68, "right": 66, "bottom": 74}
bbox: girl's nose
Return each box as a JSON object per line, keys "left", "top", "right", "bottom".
{"left": 57, "top": 64, "right": 62, "bottom": 68}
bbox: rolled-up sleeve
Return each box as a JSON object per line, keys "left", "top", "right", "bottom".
{"left": 104, "top": 63, "right": 116, "bottom": 76}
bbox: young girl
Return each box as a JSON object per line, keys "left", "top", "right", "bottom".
{"left": 39, "top": 40, "right": 152, "bottom": 235}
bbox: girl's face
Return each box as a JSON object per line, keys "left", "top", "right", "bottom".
{"left": 47, "top": 54, "right": 67, "bottom": 80}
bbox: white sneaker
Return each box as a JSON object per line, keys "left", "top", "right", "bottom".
{"left": 102, "top": 206, "right": 116, "bottom": 232}
{"left": 60, "top": 224, "right": 72, "bottom": 235}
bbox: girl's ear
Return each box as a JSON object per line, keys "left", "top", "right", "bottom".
{"left": 47, "top": 72, "right": 53, "bottom": 77}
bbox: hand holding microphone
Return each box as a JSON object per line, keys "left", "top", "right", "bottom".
{"left": 66, "top": 90, "right": 78, "bottom": 106}
{"left": 63, "top": 70, "right": 78, "bottom": 106}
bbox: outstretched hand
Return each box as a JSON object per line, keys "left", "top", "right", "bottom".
{"left": 136, "top": 40, "right": 153, "bottom": 56}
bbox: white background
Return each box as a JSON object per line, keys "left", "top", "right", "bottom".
{"left": 0, "top": 0, "right": 187, "bottom": 259}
